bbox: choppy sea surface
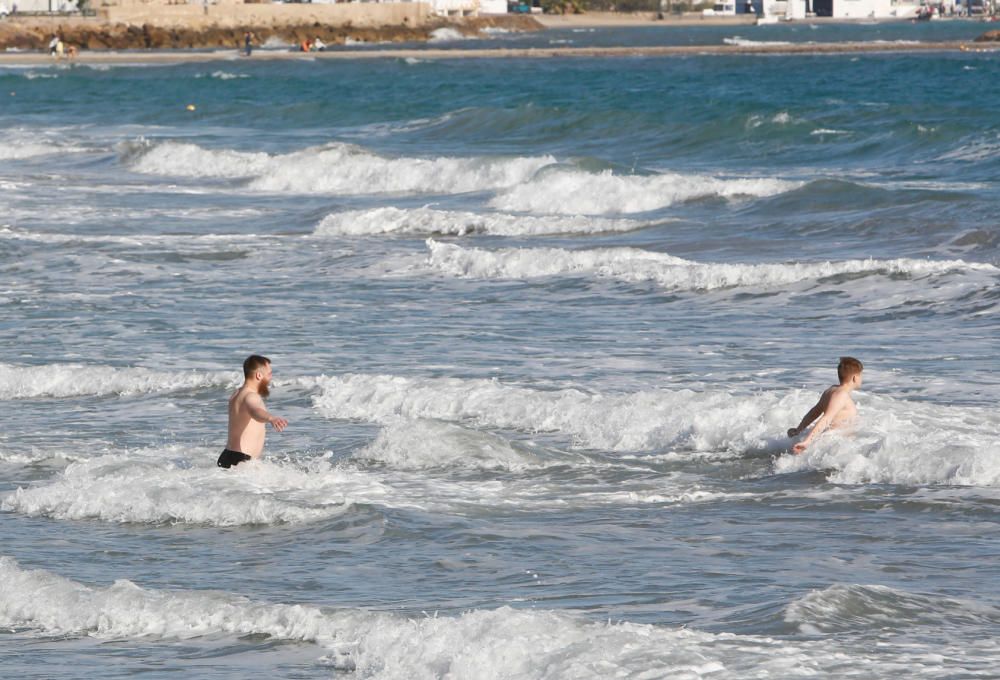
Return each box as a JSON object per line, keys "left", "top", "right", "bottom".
{"left": 2, "top": 23, "right": 999, "bottom": 679}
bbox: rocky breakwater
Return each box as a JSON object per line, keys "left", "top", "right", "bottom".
{"left": 0, "top": 14, "right": 541, "bottom": 51}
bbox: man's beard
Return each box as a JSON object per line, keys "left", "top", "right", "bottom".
{"left": 257, "top": 379, "right": 271, "bottom": 399}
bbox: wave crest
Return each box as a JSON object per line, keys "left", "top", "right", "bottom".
{"left": 128, "top": 140, "right": 555, "bottom": 196}
{"left": 0, "top": 363, "right": 234, "bottom": 400}
{"left": 785, "top": 584, "right": 1000, "bottom": 634}
{"left": 314, "top": 207, "right": 644, "bottom": 237}
{"left": 423, "top": 241, "right": 997, "bottom": 291}
{"left": 490, "top": 168, "right": 798, "bottom": 215}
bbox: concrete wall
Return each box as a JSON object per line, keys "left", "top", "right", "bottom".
{"left": 97, "top": 1, "right": 432, "bottom": 28}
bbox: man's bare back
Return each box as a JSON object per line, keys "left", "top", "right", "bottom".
{"left": 788, "top": 357, "right": 863, "bottom": 454}
{"left": 218, "top": 355, "right": 287, "bottom": 468}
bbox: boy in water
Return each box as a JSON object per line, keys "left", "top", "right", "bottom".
{"left": 787, "top": 357, "right": 863, "bottom": 454}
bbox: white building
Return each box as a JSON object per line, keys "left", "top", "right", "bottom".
{"left": 429, "top": 0, "right": 478, "bottom": 16}
{"left": 478, "top": 0, "right": 506, "bottom": 13}
{"left": 812, "top": 0, "right": 916, "bottom": 15}
{"left": 10, "top": 0, "right": 77, "bottom": 11}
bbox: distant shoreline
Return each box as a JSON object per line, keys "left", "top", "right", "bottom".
{"left": 0, "top": 40, "right": 997, "bottom": 65}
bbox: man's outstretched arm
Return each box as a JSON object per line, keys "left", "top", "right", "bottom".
{"left": 246, "top": 393, "right": 288, "bottom": 431}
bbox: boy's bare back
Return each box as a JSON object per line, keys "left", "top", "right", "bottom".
{"left": 788, "top": 357, "right": 863, "bottom": 454}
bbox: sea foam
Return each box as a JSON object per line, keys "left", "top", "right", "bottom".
{"left": 128, "top": 140, "right": 555, "bottom": 196}
{"left": 313, "top": 373, "right": 799, "bottom": 453}
{"left": 0, "top": 363, "right": 235, "bottom": 400}
{"left": 0, "top": 452, "right": 377, "bottom": 526}
{"left": 2, "top": 557, "right": 993, "bottom": 679}
{"left": 774, "top": 394, "right": 1000, "bottom": 486}
{"left": 315, "top": 374, "right": 1000, "bottom": 486}
{"left": 314, "top": 206, "right": 644, "bottom": 237}
{"left": 423, "top": 241, "right": 998, "bottom": 291}
{"left": 490, "top": 168, "right": 799, "bottom": 215}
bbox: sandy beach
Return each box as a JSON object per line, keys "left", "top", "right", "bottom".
{"left": 0, "top": 39, "right": 995, "bottom": 66}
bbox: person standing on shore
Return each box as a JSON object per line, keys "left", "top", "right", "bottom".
{"left": 243, "top": 31, "right": 254, "bottom": 57}
{"left": 217, "top": 354, "right": 288, "bottom": 469}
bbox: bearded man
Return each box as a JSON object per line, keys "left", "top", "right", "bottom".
{"left": 217, "top": 355, "right": 288, "bottom": 469}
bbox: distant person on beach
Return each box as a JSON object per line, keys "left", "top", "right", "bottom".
{"left": 218, "top": 354, "right": 288, "bottom": 469}
{"left": 243, "top": 31, "right": 254, "bottom": 57}
{"left": 48, "top": 35, "right": 62, "bottom": 58}
{"left": 787, "top": 357, "right": 863, "bottom": 454}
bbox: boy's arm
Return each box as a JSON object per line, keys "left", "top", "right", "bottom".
{"left": 793, "top": 391, "right": 848, "bottom": 453}
{"left": 788, "top": 399, "right": 824, "bottom": 437}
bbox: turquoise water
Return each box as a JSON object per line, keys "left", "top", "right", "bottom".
{"left": 1, "top": 27, "right": 999, "bottom": 679}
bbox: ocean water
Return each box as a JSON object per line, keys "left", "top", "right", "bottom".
{"left": 2, "top": 30, "right": 1000, "bottom": 679}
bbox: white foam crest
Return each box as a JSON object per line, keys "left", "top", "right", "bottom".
{"left": 128, "top": 141, "right": 272, "bottom": 178}
{"left": 130, "top": 140, "right": 555, "bottom": 195}
{"left": 0, "top": 443, "right": 601, "bottom": 521}
{"left": 0, "top": 452, "right": 381, "bottom": 525}
{"left": 490, "top": 168, "right": 799, "bottom": 215}
{"left": 785, "top": 584, "right": 1000, "bottom": 634}
{"left": 723, "top": 36, "right": 794, "bottom": 47}
{"left": 0, "top": 134, "right": 85, "bottom": 160}
{"left": 194, "top": 70, "right": 249, "bottom": 80}
{"left": 353, "top": 419, "right": 546, "bottom": 471}
{"left": 775, "top": 394, "right": 1000, "bottom": 486}
{"left": 0, "top": 363, "right": 234, "bottom": 400}
{"left": 249, "top": 146, "right": 555, "bottom": 196}
{"left": 0, "top": 226, "right": 272, "bottom": 247}
{"left": 314, "top": 207, "right": 643, "bottom": 237}
{"left": 7, "top": 558, "right": 987, "bottom": 677}
{"left": 423, "top": 241, "right": 997, "bottom": 291}
{"left": 314, "top": 373, "right": 803, "bottom": 453}
{"left": 0, "top": 555, "right": 353, "bottom": 643}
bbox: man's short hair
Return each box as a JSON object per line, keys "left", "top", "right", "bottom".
{"left": 243, "top": 354, "right": 270, "bottom": 378}
{"left": 838, "top": 356, "right": 863, "bottom": 383}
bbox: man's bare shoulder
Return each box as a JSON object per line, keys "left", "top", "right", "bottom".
{"left": 230, "top": 386, "right": 261, "bottom": 408}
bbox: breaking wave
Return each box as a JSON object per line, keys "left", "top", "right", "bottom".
{"left": 422, "top": 241, "right": 998, "bottom": 291}
{"left": 314, "top": 207, "right": 645, "bottom": 237}
{"left": 313, "top": 373, "right": 799, "bottom": 453}
{"left": 774, "top": 394, "right": 1000, "bottom": 486}
{"left": 315, "top": 374, "right": 1000, "bottom": 486}
{"left": 0, "top": 363, "right": 235, "bottom": 400}
{"left": 127, "top": 140, "right": 555, "bottom": 196}
{"left": 723, "top": 37, "right": 795, "bottom": 47}
{"left": 490, "top": 168, "right": 799, "bottom": 215}
{"left": 0, "top": 451, "right": 386, "bottom": 526}
{"left": 785, "top": 584, "right": 1000, "bottom": 634}
{"left": 3, "top": 558, "right": 995, "bottom": 678}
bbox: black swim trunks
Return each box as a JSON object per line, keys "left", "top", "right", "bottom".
{"left": 217, "top": 448, "right": 251, "bottom": 469}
